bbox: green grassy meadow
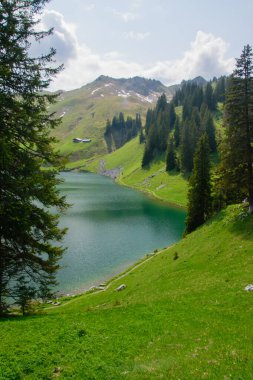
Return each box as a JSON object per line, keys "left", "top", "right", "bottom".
{"left": 50, "top": 84, "right": 154, "bottom": 163}
{"left": 1, "top": 204, "right": 253, "bottom": 379}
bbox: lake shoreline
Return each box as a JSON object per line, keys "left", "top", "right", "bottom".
{"left": 56, "top": 172, "right": 185, "bottom": 297}
{"left": 53, "top": 245, "right": 175, "bottom": 302}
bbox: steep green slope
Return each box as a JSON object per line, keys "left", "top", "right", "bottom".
{"left": 1, "top": 205, "right": 252, "bottom": 379}
{"left": 50, "top": 76, "right": 175, "bottom": 163}
{"left": 84, "top": 137, "right": 188, "bottom": 207}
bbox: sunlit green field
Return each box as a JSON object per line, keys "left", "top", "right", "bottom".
{"left": 1, "top": 205, "right": 252, "bottom": 379}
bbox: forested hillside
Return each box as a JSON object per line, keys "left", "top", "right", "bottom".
{"left": 49, "top": 75, "right": 176, "bottom": 162}
{"left": 141, "top": 76, "right": 226, "bottom": 172}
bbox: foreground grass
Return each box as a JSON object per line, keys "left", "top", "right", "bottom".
{"left": 1, "top": 204, "right": 253, "bottom": 379}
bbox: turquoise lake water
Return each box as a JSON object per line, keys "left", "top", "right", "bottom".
{"left": 57, "top": 172, "right": 186, "bottom": 293}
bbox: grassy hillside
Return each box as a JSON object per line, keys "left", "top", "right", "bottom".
{"left": 1, "top": 204, "right": 253, "bottom": 379}
{"left": 82, "top": 137, "right": 188, "bottom": 207}
{"left": 50, "top": 76, "right": 176, "bottom": 163}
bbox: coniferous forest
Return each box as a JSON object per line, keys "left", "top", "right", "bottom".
{"left": 104, "top": 113, "right": 142, "bottom": 152}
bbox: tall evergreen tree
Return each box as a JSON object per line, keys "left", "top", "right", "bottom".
{"left": 218, "top": 45, "right": 253, "bottom": 212}
{"left": 104, "top": 119, "right": 113, "bottom": 152}
{"left": 166, "top": 137, "right": 176, "bottom": 171}
{"left": 0, "top": 0, "right": 68, "bottom": 313}
{"left": 169, "top": 103, "right": 176, "bottom": 129}
{"left": 204, "top": 82, "right": 216, "bottom": 111}
{"left": 180, "top": 117, "right": 198, "bottom": 173}
{"left": 214, "top": 76, "right": 226, "bottom": 103}
{"left": 185, "top": 134, "right": 212, "bottom": 234}
{"left": 174, "top": 116, "right": 181, "bottom": 147}
{"left": 145, "top": 108, "right": 154, "bottom": 136}
{"left": 201, "top": 107, "right": 217, "bottom": 152}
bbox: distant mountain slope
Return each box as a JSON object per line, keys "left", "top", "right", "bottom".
{"left": 50, "top": 76, "right": 177, "bottom": 162}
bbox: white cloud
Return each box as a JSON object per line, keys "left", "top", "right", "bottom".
{"left": 113, "top": 10, "right": 138, "bottom": 22}
{"left": 143, "top": 31, "right": 235, "bottom": 85}
{"left": 125, "top": 31, "right": 151, "bottom": 41}
{"left": 36, "top": 11, "right": 234, "bottom": 91}
{"left": 32, "top": 10, "right": 78, "bottom": 63}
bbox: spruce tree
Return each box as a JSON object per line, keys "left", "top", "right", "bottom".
{"left": 0, "top": 0, "right": 67, "bottom": 313}
{"left": 104, "top": 119, "right": 113, "bottom": 152}
{"left": 204, "top": 82, "right": 216, "bottom": 111}
{"left": 201, "top": 108, "right": 217, "bottom": 152}
{"left": 169, "top": 103, "right": 176, "bottom": 129}
{"left": 218, "top": 45, "right": 253, "bottom": 212}
{"left": 166, "top": 137, "right": 176, "bottom": 171}
{"left": 185, "top": 134, "right": 212, "bottom": 234}
{"left": 174, "top": 116, "right": 181, "bottom": 147}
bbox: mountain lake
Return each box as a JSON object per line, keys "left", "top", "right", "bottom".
{"left": 56, "top": 172, "right": 186, "bottom": 294}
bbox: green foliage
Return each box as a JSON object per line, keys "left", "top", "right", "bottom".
{"left": 142, "top": 80, "right": 219, "bottom": 175}
{"left": 166, "top": 137, "right": 176, "bottom": 171}
{"left": 12, "top": 277, "right": 37, "bottom": 316}
{"left": 142, "top": 94, "right": 175, "bottom": 167}
{"left": 104, "top": 112, "right": 141, "bottom": 152}
{"left": 185, "top": 134, "right": 212, "bottom": 234}
{"left": 139, "top": 127, "right": 145, "bottom": 144}
{"left": 173, "top": 115, "right": 181, "bottom": 147}
{"left": 0, "top": 0, "right": 67, "bottom": 313}
{"left": 204, "top": 82, "right": 216, "bottom": 111}
{"left": 217, "top": 45, "right": 253, "bottom": 212}
{"left": 214, "top": 76, "right": 227, "bottom": 103}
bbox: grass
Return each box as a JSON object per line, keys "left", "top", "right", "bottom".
{"left": 1, "top": 204, "right": 253, "bottom": 379}
{"left": 83, "top": 137, "right": 188, "bottom": 207}
{"left": 50, "top": 84, "right": 152, "bottom": 163}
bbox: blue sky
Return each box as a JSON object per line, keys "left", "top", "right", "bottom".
{"left": 40, "top": 0, "right": 253, "bottom": 90}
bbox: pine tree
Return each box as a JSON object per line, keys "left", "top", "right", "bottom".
{"left": 214, "top": 76, "right": 226, "bottom": 103}
{"left": 145, "top": 108, "right": 154, "bottom": 136}
{"left": 201, "top": 108, "right": 217, "bottom": 152}
{"left": 180, "top": 117, "right": 198, "bottom": 174}
{"left": 218, "top": 45, "right": 253, "bottom": 212}
{"left": 174, "top": 116, "right": 181, "bottom": 147}
{"left": 104, "top": 119, "right": 113, "bottom": 152}
{"left": 139, "top": 127, "right": 145, "bottom": 144}
{"left": 204, "top": 82, "right": 216, "bottom": 111}
{"left": 169, "top": 103, "right": 176, "bottom": 129}
{"left": 166, "top": 137, "right": 176, "bottom": 171}
{"left": 0, "top": 0, "right": 68, "bottom": 313}
{"left": 185, "top": 134, "right": 212, "bottom": 234}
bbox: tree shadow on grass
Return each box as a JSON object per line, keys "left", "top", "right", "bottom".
{"left": 0, "top": 310, "right": 55, "bottom": 322}
{"left": 210, "top": 204, "right": 253, "bottom": 242}
{"left": 228, "top": 211, "right": 253, "bottom": 241}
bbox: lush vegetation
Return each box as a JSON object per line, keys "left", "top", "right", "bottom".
{"left": 141, "top": 78, "right": 222, "bottom": 173}
{"left": 216, "top": 45, "right": 253, "bottom": 212}
{"left": 0, "top": 205, "right": 252, "bottom": 379}
{"left": 185, "top": 134, "right": 212, "bottom": 234}
{"left": 48, "top": 76, "right": 172, "bottom": 164}
{"left": 0, "top": 0, "right": 68, "bottom": 314}
{"left": 104, "top": 112, "right": 142, "bottom": 152}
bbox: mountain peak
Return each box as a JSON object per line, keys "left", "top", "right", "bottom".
{"left": 89, "top": 75, "right": 171, "bottom": 99}
{"left": 181, "top": 76, "right": 207, "bottom": 86}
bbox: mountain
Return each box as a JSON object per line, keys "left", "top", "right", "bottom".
{"left": 50, "top": 76, "right": 177, "bottom": 163}
{"left": 181, "top": 76, "right": 207, "bottom": 86}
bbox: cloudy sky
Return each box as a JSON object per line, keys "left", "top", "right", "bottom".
{"left": 37, "top": 0, "right": 253, "bottom": 90}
